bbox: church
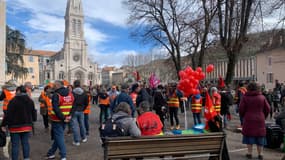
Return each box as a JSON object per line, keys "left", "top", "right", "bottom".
{"left": 48, "top": 0, "right": 99, "bottom": 86}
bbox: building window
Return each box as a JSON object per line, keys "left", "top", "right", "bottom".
{"left": 268, "top": 56, "right": 272, "bottom": 66}
{"left": 29, "top": 56, "right": 34, "bottom": 62}
{"left": 46, "top": 59, "right": 50, "bottom": 64}
{"left": 59, "top": 71, "right": 64, "bottom": 80}
{"left": 72, "top": 19, "right": 76, "bottom": 36}
{"left": 47, "top": 72, "right": 50, "bottom": 79}
{"left": 29, "top": 68, "right": 33, "bottom": 73}
{"left": 32, "top": 75, "right": 35, "bottom": 79}
{"left": 266, "top": 73, "right": 274, "bottom": 83}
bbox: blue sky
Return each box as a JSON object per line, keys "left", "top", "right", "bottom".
{"left": 6, "top": 0, "right": 151, "bottom": 67}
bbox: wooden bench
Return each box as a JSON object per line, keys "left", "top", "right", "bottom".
{"left": 103, "top": 132, "right": 226, "bottom": 160}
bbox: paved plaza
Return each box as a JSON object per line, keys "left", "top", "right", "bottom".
{"left": 0, "top": 90, "right": 284, "bottom": 160}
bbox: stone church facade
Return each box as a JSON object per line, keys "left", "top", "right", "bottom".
{"left": 49, "top": 0, "right": 98, "bottom": 86}
{"left": 0, "top": 0, "right": 6, "bottom": 85}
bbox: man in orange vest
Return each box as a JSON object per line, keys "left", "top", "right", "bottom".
{"left": 130, "top": 83, "right": 139, "bottom": 107}
{"left": 83, "top": 87, "right": 91, "bottom": 136}
{"left": 46, "top": 80, "right": 74, "bottom": 160}
{"left": 191, "top": 94, "right": 202, "bottom": 125}
{"left": 210, "top": 87, "right": 221, "bottom": 115}
{"left": 167, "top": 85, "right": 181, "bottom": 130}
{"left": 38, "top": 85, "right": 52, "bottom": 129}
{"left": 0, "top": 81, "right": 17, "bottom": 115}
{"left": 235, "top": 81, "right": 247, "bottom": 126}
{"left": 98, "top": 88, "right": 110, "bottom": 123}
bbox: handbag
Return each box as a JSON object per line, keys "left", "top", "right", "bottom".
{"left": 0, "top": 129, "right": 6, "bottom": 147}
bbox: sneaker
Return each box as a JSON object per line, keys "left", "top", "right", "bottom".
{"left": 61, "top": 158, "right": 66, "bottom": 160}
{"left": 72, "top": 142, "right": 80, "bottom": 146}
{"left": 82, "top": 138, "right": 87, "bottom": 143}
{"left": 176, "top": 125, "right": 180, "bottom": 130}
{"left": 246, "top": 154, "right": 252, "bottom": 159}
{"left": 45, "top": 154, "right": 55, "bottom": 159}
{"left": 258, "top": 155, "right": 263, "bottom": 160}
{"left": 170, "top": 126, "right": 174, "bottom": 130}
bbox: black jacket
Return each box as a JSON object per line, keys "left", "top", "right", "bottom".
{"left": 220, "top": 91, "right": 233, "bottom": 115}
{"left": 52, "top": 87, "right": 70, "bottom": 122}
{"left": 71, "top": 87, "right": 88, "bottom": 114}
{"left": 1, "top": 93, "right": 36, "bottom": 128}
{"left": 136, "top": 88, "right": 152, "bottom": 107}
{"left": 153, "top": 89, "right": 167, "bottom": 111}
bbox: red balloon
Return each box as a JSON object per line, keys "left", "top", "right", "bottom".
{"left": 206, "top": 64, "right": 214, "bottom": 73}
{"left": 193, "top": 89, "right": 200, "bottom": 95}
{"left": 185, "top": 66, "right": 193, "bottom": 75}
{"left": 196, "top": 67, "right": 202, "bottom": 73}
{"left": 179, "top": 70, "right": 186, "bottom": 79}
{"left": 198, "top": 72, "right": 205, "bottom": 80}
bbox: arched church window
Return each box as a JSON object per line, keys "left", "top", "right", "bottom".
{"left": 72, "top": 19, "right": 76, "bottom": 37}
{"left": 76, "top": 20, "right": 81, "bottom": 37}
{"left": 59, "top": 71, "right": 65, "bottom": 80}
{"left": 88, "top": 73, "right": 93, "bottom": 80}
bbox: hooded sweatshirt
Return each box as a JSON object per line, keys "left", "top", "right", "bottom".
{"left": 71, "top": 87, "right": 88, "bottom": 114}
{"left": 52, "top": 87, "right": 70, "bottom": 122}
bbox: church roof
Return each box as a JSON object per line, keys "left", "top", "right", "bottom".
{"left": 25, "top": 50, "right": 57, "bottom": 57}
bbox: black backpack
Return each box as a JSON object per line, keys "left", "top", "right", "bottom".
{"left": 99, "top": 116, "right": 128, "bottom": 138}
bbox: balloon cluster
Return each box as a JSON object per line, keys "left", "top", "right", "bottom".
{"left": 177, "top": 64, "right": 214, "bottom": 97}
{"left": 149, "top": 73, "right": 160, "bottom": 89}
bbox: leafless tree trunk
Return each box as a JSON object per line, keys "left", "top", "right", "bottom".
{"left": 217, "top": 0, "right": 254, "bottom": 84}
{"left": 124, "top": 0, "right": 191, "bottom": 80}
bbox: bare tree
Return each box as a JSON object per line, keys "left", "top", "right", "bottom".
{"left": 124, "top": 0, "right": 192, "bottom": 79}
{"left": 216, "top": 0, "right": 255, "bottom": 84}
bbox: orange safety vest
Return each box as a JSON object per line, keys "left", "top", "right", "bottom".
{"left": 99, "top": 96, "right": 110, "bottom": 105}
{"left": 84, "top": 94, "right": 91, "bottom": 114}
{"left": 191, "top": 97, "right": 202, "bottom": 113}
{"left": 40, "top": 91, "right": 52, "bottom": 108}
{"left": 234, "top": 87, "right": 247, "bottom": 102}
{"left": 2, "top": 89, "right": 16, "bottom": 111}
{"left": 49, "top": 92, "right": 74, "bottom": 122}
{"left": 130, "top": 92, "right": 137, "bottom": 107}
{"left": 167, "top": 92, "right": 179, "bottom": 108}
{"left": 212, "top": 92, "right": 221, "bottom": 114}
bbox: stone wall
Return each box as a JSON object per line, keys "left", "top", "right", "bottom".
{"left": 0, "top": 1, "right": 6, "bottom": 85}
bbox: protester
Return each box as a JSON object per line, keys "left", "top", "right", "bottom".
{"left": 137, "top": 101, "right": 163, "bottom": 136}
{"left": 83, "top": 86, "right": 91, "bottom": 136}
{"left": 191, "top": 94, "right": 203, "bottom": 125}
{"left": 136, "top": 83, "right": 152, "bottom": 109}
{"left": 91, "top": 86, "right": 98, "bottom": 104}
{"left": 263, "top": 89, "right": 273, "bottom": 119}
{"left": 130, "top": 83, "right": 139, "bottom": 107}
{"left": 167, "top": 84, "right": 181, "bottom": 130}
{"left": 0, "top": 81, "right": 17, "bottom": 115}
{"left": 273, "top": 87, "right": 281, "bottom": 113}
{"left": 210, "top": 87, "right": 221, "bottom": 115}
{"left": 70, "top": 80, "right": 89, "bottom": 146}
{"left": 98, "top": 88, "right": 110, "bottom": 123}
{"left": 112, "top": 102, "right": 141, "bottom": 137}
{"left": 220, "top": 87, "right": 233, "bottom": 128}
{"left": 39, "top": 85, "right": 52, "bottom": 129}
{"left": 1, "top": 85, "right": 36, "bottom": 160}
{"left": 111, "top": 84, "right": 135, "bottom": 117}
{"left": 235, "top": 81, "right": 247, "bottom": 126}
{"left": 108, "top": 85, "right": 119, "bottom": 105}
{"left": 153, "top": 85, "right": 168, "bottom": 129}
{"left": 46, "top": 80, "right": 74, "bottom": 160}
{"left": 239, "top": 82, "right": 270, "bottom": 160}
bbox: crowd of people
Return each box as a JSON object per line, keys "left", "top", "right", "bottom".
{"left": 0, "top": 79, "right": 285, "bottom": 160}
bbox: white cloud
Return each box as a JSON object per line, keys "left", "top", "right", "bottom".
{"left": 26, "top": 13, "right": 65, "bottom": 32}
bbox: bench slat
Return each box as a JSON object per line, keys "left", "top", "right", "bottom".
{"left": 108, "top": 139, "right": 222, "bottom": 151}
{"left": 108, "top": 149, "right": 220, "bottom": 159}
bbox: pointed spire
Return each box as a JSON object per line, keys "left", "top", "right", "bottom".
{"left": 66, "top": 0, "right": 83, "bottom": 16}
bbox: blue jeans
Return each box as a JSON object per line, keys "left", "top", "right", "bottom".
{"left": 193, "top": 113, "right": 201, "bottom": 125}
{"left": 99, "top": 105, "right": 110, "bottom": 123}
{"left": 84, "top": 114, "right": 89, "bottom": 135}
{"left": 72, "top": 111, "right": 86, "bottom": 142}
{"left": 47, "top": 122, "right": 66, "bottom": 159}
{"left": 10, "top": 132, "right": 30, "bottom": 160}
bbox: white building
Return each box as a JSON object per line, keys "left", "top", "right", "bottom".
{"left": 0, "top": 0, "right": 6, "bottom": 85}
{"left": 48, "top": 0, "right": 98, "bottom": 86}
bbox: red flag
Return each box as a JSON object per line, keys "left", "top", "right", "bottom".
{"left": 218, "top": 75, "right": 225, "bottom": 89}
{"left": 204, "top": 92, "right": 217, "bottom": 121}
{"left": 136, "top": 71, "right": 141, "bottom": 81}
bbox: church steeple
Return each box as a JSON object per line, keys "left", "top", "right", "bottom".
{"left": 64, "top": 0, "right": 84, "bottom": 41}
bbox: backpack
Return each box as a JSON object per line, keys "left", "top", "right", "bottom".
{"left": 99, "top": 116, "right": 129, "bottom": 138}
